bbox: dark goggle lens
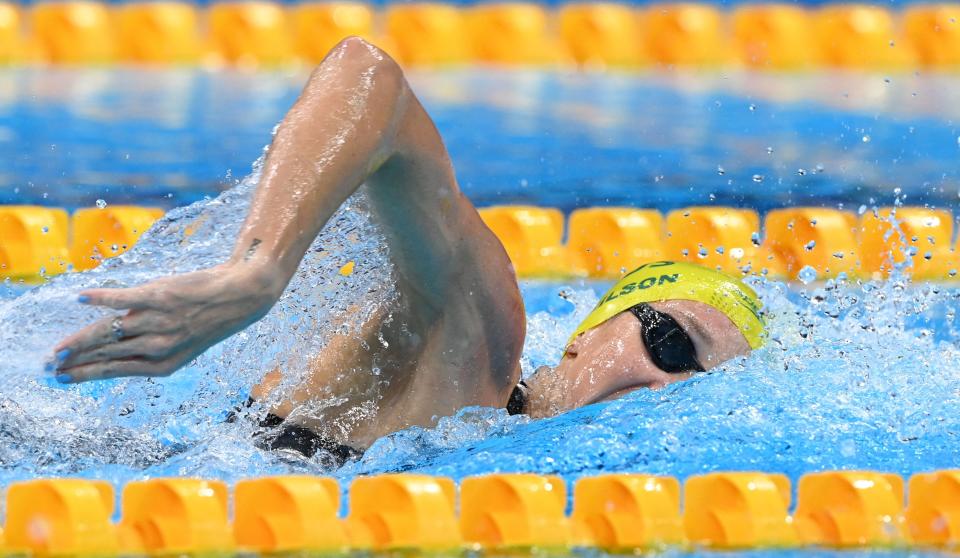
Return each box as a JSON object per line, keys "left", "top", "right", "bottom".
{"left": 631, "top": 304, "right": 704, "bottom": 374}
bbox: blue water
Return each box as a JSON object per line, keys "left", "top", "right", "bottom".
{"left": 2, "top": 69, "right": 959, "bottom": 214}
{"left": 2, "top": 71, "right": 960, "bottom": 558}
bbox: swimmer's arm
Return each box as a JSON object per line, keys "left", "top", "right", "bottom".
{"left": 53, "top": 37, "right": 522, "bottom": 382}
{"left": 232, "top": 37, "right": 517, "bottom": 320}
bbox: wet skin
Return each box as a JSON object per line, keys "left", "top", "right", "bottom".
{"left": 51, "top": 37, "right": 752, "bottom": 449}
{"left": 523, "top": 300, "right": 752, "bottom": 418}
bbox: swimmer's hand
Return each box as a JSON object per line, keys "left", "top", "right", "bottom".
{"left": 50, "top": 263, "right": 282, "bottom": 383}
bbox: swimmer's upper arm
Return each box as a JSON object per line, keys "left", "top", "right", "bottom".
{"left": 232, "top": 36, "right": 522, "bottom": 373}
{"left": 349, "top": 41, "right": 525, "bottom": 379}
{"left": 363, "top": 90, "right": 517, "bottom": 321}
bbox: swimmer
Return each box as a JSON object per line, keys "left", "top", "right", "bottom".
{"left": 51, "top": 37, "right": 764, "bottom": 461}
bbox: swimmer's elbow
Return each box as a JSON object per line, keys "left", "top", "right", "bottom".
{"left": 308, "top": 37, "right": 405, "bottom": 96}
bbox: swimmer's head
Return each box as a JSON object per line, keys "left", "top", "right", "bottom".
{"left": 520, "top": 261, "right": 765, "bottom": 417}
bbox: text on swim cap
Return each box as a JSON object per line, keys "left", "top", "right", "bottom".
{"left": 598, "top": 273, "right": 679, "bottom": 306}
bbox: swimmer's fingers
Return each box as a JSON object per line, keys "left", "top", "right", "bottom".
{"left": 53, "top": 311, "right": 160, "bottom": 357}
{"left": 78, "top": 286, "right": 161, "bottom": 311}
{"left": 58, "top": 334, "right": 177, "bottom": 370}
{"left": 56, "top": 350, "right": 193, "bottom": 383}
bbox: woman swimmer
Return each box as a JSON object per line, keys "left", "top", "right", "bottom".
{"left": 50, "top": 37, "right": 765, "bottom": 460}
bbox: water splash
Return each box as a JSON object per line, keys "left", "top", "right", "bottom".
{"left": 333, "top": 271, "right": 960, "bottom": 491}
{"left": 0, "top": 161, "right": 398, "bottom": 483}
{"left": 1, "top": 172, "right": 959, "bottom": 493}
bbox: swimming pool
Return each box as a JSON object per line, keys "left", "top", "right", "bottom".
{"left": 2, "top": 68, "right": 959, "bottom": 212}
{"left": 2, "top": 68, "right": 960, "bottom": 556}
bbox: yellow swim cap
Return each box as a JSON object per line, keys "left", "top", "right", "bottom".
{"left": 568, "top": 261, "right": 765, "bottom": 349}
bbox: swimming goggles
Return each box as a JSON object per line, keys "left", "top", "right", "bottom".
{"left": 629, "top": 303, "right": 704, "bottom": 374}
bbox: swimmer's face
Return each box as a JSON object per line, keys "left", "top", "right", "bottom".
{"left": 523, "top": 300, "right": 751, "bottom": 418}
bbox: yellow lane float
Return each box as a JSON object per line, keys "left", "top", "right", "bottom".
{"left": 69, "top": 205, "right": 163, "bottom": 271}
{"left": 292, "top": 2, "right": 373, "bottom": 63}
{"left": 4, "top": 472, "right": 960, "bottom": 552}
{"left": 642, "top": 3, "right": 727, "bottom": 66}
{"left": 30, "top": 1, "right": 115, "bottom": 63}
{"left": 763, "top": 207, "right": 859, "bottom": 279}
{"left": 0, "top": 2, "right": 19, "bottom": 63}
{"left": 0, "top": 206, "right": 69, "bottom": 280}
{"left": 8, "top": 204, "right": 960, "bottom": 281}
{"left": 665, "top": 207, "right": 762, "bottom": 275}
{"left": 234, "top": 476, "right": 348, "bottom": 552}
{"left": 904, "top": 4, "right": 960, "bottom": 68}
{"left": 568, "top": 207, "right": 663, "bottom": 278}
{"left": 684, "top": 472, "right": 797, "bottom": 548}
{"left": 905, "top": 470, "right": 960, "bottom": 546}
{"left": 385, "top": 3, "right": 470, "bottom": 65}
{"left": 119, "top": 479, "right": 232, "bottom": 554}
{"left": 460, "top": 474, "right": 570, "bottom": 547}
{"left": 732, "top": 4, "right": 815, "bottom": 69}
{"left": 6, "top": 479, "right": 118, "bottom": 555}
{"left": 858, "top": 207, "right": 956, "bottom": 279}
{"left": 795, "top": 471, "right": 905, "bottom": 546}
{"left": 347, "top": 474, "right": 460, "bottom": 549}
{"left": 559, "top": 3, "right": 643, "bottom": 67}
{"left": 571, "top": 474, "right": 682, "bottom": 549}
{"left": 478, "top": 205, "right": 568, "bottom": 277}
{"left": 116, "top": 2, "right": 198, "bottom": 63}
{"left": 208, "top": 1, "right": 292, "bottom": 66}
{"left": 814, "top": 5, "right": 915, "bottom": 69}
{"left": 468, "top": 3, "right": 555, "bottom": 64}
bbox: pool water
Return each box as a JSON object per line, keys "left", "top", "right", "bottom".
{"left": 2, "top": 68, "right": 959, "bottom": 211}
{"left": 1, "top": 69, "right": 960, "bottom": 555}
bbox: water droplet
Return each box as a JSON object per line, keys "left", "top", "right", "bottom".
{"left": 797, "top": 168, "right": 807, "bottom": 176}
{"left": 96, "top": 199, "right": 107, "bottom": 209}
{"left": 697, "top": 247, "right": 708, "bottom": 258}
{"left": 862, "top": 135, "right": 871, "bottom": 143}
{"left": 748, "top": 103, "right": 757, "bottom": 111}
{"left": 715, "top": 246, "right": 725, "bottom": 255}
{"left": 41, "top": 227, "right": 49, "bottom": 234}
{"left": 833, "top": 252, "right": 845, "bottom": 259}
{"left": 752, "top": 174, "right": 764, "bottom": 183}
{"left": 840, "top": 439, "right": 857, "bottom": 457}
{"left": 804, "top": 240, "right": 816, "bottom": 251}
{"left": 717, "top": 166, "right": 725, "bottom": 175}
{"left": 858, "top": 205, "right": 868, "bottom": 215}
{"left": 766, "top": 146, "right": 774, "bottom": 154}
{"left": 751, "top": 232, "right": 761, "bottom": 246}
{"left": 798, "top": 265, "right": 818, "bottom": 284}
{"left": 924, "top": 251, "right": 933, "bottom": 261}
{"left": 730, "top": 247, "right": 745, "bottom": 259}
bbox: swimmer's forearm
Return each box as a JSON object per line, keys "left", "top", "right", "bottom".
{"left": 227, "top": 38, "right": 408, "bottom": 292}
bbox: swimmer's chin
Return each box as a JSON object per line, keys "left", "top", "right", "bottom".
{"left": 525, "top": 372, "right": 696, "bottom": 418}
{"left": 588, "top": 374, "right": 692, "bottom": 405}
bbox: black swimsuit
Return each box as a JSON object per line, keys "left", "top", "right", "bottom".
{"left": 226, "top": 398, "right": 363, "bottom": 467}
{"left": 229, "top": 382, "right": 528, "bottom": 466}
{"left": 258, "top": 411, "right": 363, "bottom": 465}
